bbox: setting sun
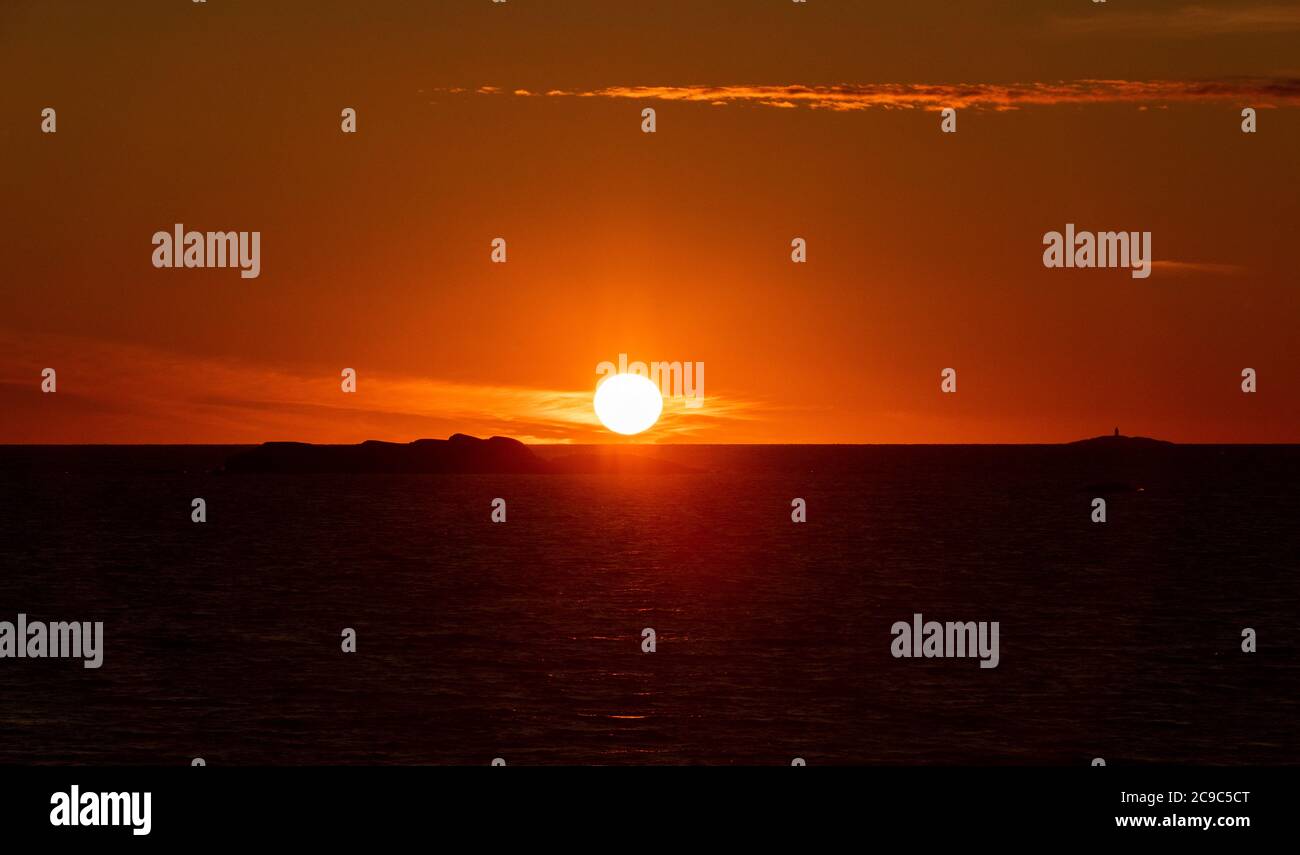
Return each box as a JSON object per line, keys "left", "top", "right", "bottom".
{"left": 593, "top": 373, "right": 663, "bottom": 435}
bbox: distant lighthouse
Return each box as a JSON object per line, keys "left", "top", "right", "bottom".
{"left": 1114, "top": 427, "right": 1119, "bottom": 437}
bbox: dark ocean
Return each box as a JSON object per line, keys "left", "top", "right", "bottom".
{"left": 1, "top": 444, "right": 1296, "bottom": 765}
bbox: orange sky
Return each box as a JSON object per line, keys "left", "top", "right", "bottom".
{"left": 2, "top": 0, "right": 1298, "bottom": 443}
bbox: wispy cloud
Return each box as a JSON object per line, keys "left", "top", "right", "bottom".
{"left": 1150, "top": 260, "right": 1248, "bottom": 276}
{"left": 0, "top": 332, "right": 760, "bottom": 444}
{"left": 462, "top": 79, "right": 1300, "bottom": 111}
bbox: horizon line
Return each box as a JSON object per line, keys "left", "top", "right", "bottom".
{"left": 7, "top": 440, "right": 1300, "bottom": 448}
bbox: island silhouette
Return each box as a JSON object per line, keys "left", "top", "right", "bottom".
{"left": 1068, "top": 429, "right": 1174, "bottom": 448}
{"left": 221, "top": 433, "right": 695, "bottom": 474}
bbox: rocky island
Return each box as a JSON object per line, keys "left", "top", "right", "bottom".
{"left": 221, "top": 434, "right": 694, "bottom": 474}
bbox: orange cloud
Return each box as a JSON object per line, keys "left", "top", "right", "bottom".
{"left": 458, "top": 79, "right": 1300, "bottom": 111}
{"left": 0, "top": 333, "right": 760, "bottom": 444}
{"left": 1149, "top": 260, "right": 1248, "bottom": 276}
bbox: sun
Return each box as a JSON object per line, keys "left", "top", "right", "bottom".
{"left": 593, "top": 373, "right": 663, "bottom": 435}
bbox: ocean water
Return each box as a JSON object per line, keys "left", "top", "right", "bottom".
{"left": 0, "top": 444, "right": 1297, "bottom": 765}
